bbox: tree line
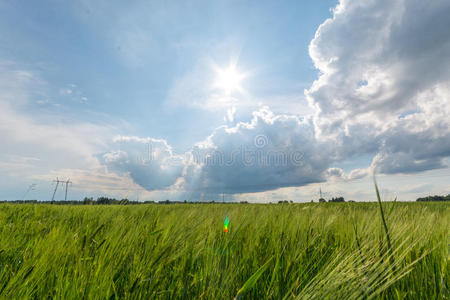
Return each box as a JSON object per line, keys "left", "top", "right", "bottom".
{"left": 416, "top": 194, "right": 450, "bottom": 202}
{"left": 2, "top": 194, "right": 449, "bottom": 204}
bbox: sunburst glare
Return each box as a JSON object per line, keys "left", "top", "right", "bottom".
{"left": 213, "top": 63, "right": 247, "bottom": 95}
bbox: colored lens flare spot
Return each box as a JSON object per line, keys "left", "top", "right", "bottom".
{"left": 224, "top": 217, "right": 230, "bottom": 233}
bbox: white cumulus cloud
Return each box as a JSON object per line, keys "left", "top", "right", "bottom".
{"left": 306, "top": 0, "right": 450, "bottom": 174}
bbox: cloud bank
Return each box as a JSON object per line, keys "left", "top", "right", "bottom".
{"left": 101, "top": 136, "right": 184, "bottom": 191}
{"left": 307, "top": 0, "right": 450, "bottom": 174}
{"left": 101, "top": 0, "right": 450, "bottom": 195}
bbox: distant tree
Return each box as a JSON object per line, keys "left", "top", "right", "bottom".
{"left": 319, "top": 198, "right": 326, "bottom": 203}
{"left": 83, "top": 197, "right": 94, "bottom": 204}
{"left": 96, "top": 197, "right": 120, "bottom": 204}
{"left": 329, "top": 197, "right": 345, "bottom": 202}
{"left": 416, "top": 194, "right": 450, "bottom": 202}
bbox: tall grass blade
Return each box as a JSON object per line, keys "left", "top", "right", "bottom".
{"left": 235, "top": 256, "right": 274, "bottom": 299}
{"left": 374, "top": 176, "right": 395, "bottom": 270}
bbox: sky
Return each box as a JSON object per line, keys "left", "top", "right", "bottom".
{"left": 1, "top": 0, "right": 450, "bottom": 202}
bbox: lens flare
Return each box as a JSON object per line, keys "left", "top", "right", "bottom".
{"left": 224, "top": 216, "right": 230, "bottom": 233}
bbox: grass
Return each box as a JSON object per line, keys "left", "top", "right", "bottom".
{"left": 0, "top": 200, "right": 448, "bottom": 299}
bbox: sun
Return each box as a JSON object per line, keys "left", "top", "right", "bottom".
{"left": 213, "top": 63, "right": 246, "bottom": 95}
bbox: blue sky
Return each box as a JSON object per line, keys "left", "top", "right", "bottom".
{"left": 1, "top": 0, "right": 333, "bottom": 148}
{"left": 1, "top": 0, "right": 450, "bottom": 202}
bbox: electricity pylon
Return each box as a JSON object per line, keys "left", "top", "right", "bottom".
{"left": 51, "top": 178, "right": 71, "bottom": 201}
{"left": 52, "top": 177, "right": 62, "bottom": 201}
{"left": 64, "top": 179, "right": 72, "bottom": 201}
{"left": 22, "top": 183, "right": 36, "bottom": 201}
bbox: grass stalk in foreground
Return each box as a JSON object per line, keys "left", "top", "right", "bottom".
{"left": 374, "top": 175, "right": 396, "bottom": 271}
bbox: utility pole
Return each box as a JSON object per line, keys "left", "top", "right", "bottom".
{"left": 52, "top": 177, "right": 61, "bottom": 201}
{"left": 320, "top": 187, "right": 322, "bottom": 199}
{"left": 22, "top": 183, "right": 36, "bottom": 201}
{"left": 222, "top": 193, "right": 225, "bottom": 203}
{"left": 64, "top": 179, "right": 72, "bottom": 201}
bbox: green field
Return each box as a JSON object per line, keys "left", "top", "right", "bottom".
{"left": 0, "top": 201, "right": 448, "bottom": 299}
